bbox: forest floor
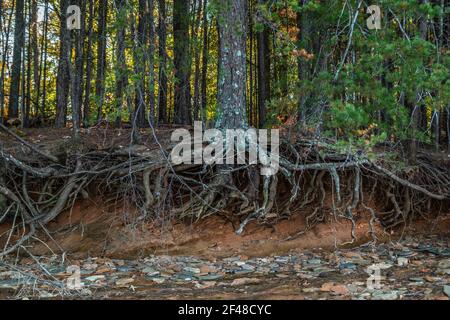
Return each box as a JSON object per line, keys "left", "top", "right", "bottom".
{"left": 0, "top": 126, "right": 449, "bottom": 299}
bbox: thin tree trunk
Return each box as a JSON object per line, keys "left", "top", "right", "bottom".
{"left": 95, "top": 0, "right": 107, "bottom": 123}
{"left": 0, "top": 0, "right": 14, "bottom": 123}
{"left": 200, "top": 0, "right": 208, "bottom": 124}
{"left": 257, "top": 0, "right": 270, "bottom": 128}
{"left": 147, "top": 0, "right": 155, "bottom": 126}
{"left": 55, "top": 0, "right": 71, "bottom": 127}
{"left": 157, "top": 0, "right": 167, "bottom": 124}
{"left": 83, "top": 0, "right": 94, "bottom": 127}
{"left": 69, "top": 0, "right": 86, "bottom": 137}
{"left": 31, "top": 0, "right": 39, "bottom": 119}
{"left": 114, "top": 0, "right": 127, "bottom": 128}
{"left": 297, "top": 0, "right": 311, "bottom": 125}
{"left": 134, "top": 0, "right": 147, "bottom": 128}
{"left": 192, "top": 0, "right": 202, "bottom": 121}
{"left": 173, "top": 0, "right": 191, "bottom": 125}
{"left": 8, "top": 0, "right": 25, "bottom": 119}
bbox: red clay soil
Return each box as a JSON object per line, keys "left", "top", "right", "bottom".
{"left": 25, "top": 196, "right": 450, "bottom": 259}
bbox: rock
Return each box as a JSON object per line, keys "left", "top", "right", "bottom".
{"left": 320, "top": 282, "right": 335, "bottom": 292}
{"left": 115, "top": 277, "right": 134, "bottom": 287}
{"left": 418, "top": 246, "right": 450, "bottom": 257}
{"left": 438, "top": 259, "right": 450, "bottom": 269}
{"left": 200, "top": 265, "right": 217, "bottom": 274}
{"left": 85, "top": 275, "right": 105, "bottom": 282}
{"left": 440, "top": 268, "right": 450, "bottom": 275}
{"left": 443, "top": 285, "right": 450, "bottom": 298}
{"left": 305, "top": 259, "right": 322, "bottom": 267}
{"left": 183, "top": 267, "right": 201, "bottom": 274}
{"left": 230, "top": 277, "right": 261, "bottom": 286}
{"left": 233, "top": 269, "right": 254, "bottom": 275}
{"left": 196, "top": 274, "right": 223, "bottom": 281}
{"left": 339, "top": 262, "right": 357, "bottom": 270}
{"left": 371, "top": 291, "right": 398, "bottom": 300}
{"left": 142, "top": 267, "right": 160, "bottom": 277}
{"left": 330, "top": 285, "right": 349, "bottom": 296}
{"left": 96, "top": 267, "right": 114, "bottom": 274}
{"left": 409, "top": 277, "right": 424, "bottom": 282}
{"left": 424, "top": 276, "right": 440, "bottom": 283}
{"left": 275, "top": 256, "right": 290, "bottom": 264}
{"left": 82, "top": 263, "right": 98, "bottom": 270}
{"left": 174, "top": 272, "right": 194, "bottom": 281}
{"left": 320, "top": 282, "right": 349, "bottom": 295}
{"left": 195, "top": 281, "right": 217, "bottom": 289}
{"left": 149, "top": 277, "right": 165, "bottom": 284}
{"left": 240, "top": 264, "right": 255, "bottom": 271}
{"left": 397, "top": 257, "right": 408, "bottom": 266}
{"left": 302, "top": 287, "right": 318, "bottom": 293}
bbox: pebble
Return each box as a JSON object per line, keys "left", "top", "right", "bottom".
{"left": 443, "top": 285, "right": 450, "bottom": 298}
{"left": 371, "top": 291, "right": 399, "bottom": 300}
{"left": 183, "top": 267, "right": 201, "bottom": 274}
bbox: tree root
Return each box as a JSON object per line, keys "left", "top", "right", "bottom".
{"left": 0, "top": 134, "right": 448, "bottom": 256}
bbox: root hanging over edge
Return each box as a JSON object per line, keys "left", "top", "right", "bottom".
{"left": 0, "top": 128, "right": 449, "bottom": 257}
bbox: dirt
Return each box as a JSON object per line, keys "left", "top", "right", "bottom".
{"left": 26, "top": 196, "right": 449, "bottom": 260}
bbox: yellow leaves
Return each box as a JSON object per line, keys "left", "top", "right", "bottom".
{"left": 292, "top": 48, "right": 314, "bottom": 60}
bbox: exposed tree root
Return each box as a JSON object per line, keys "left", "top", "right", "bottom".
{"left": 0, "top": 129, "right": 449, "bottom": 256}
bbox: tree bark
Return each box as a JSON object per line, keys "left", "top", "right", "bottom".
{"left": 200, "top": 0, "right": 208, "bottom": 123}
{"left": 173, "top": 0, "right": 191, "bottom": 125}
{"left": 83, "top": 0, "right": 94, "bottom": 127}
{"left": 114, "top": 0, "right": 127, "bottom": 128}
{"left": 55, "top": 0, "right": 71, "bottom": 127}
{"left": 147, "top": 0, "right": 155, "bottom": 126}
{"left": 257, "top": 0, "right": 270, "bottom": 128}
{"left": 8, "top": 0, "right": 25, "bottom": 119}
{"left": 157, "top": 0, "right": 167, "bottom": 124}
{"left": 297, "top": 0, "right": 311, "bottom": 125}
{"left": 134, "top": 0, "right": 148, "bottom": 128}
{"left": 95, "top": 0, "right": 107, "bottom": 123}
{"left": 216, "top": 0, "right": 248, "bottom": 130}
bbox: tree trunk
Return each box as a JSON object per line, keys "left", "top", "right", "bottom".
{"left": 95, "top": 0, "right": 107, "bottom": 123}
{"left": 200, "top": 0, "right": 208, "bottom": 123}
{"left": 147, "top": 0, "right": 155, "bottom": 126}
{"left": 55, "top": 0, "right": 71, "bottom": 127}
{"left": 257, "top": 0, "right": 270, "bottom": 128}
{"left": 134, "top": 0, "right": 148, "bottom": 128}
{"left": 8, "top": 0, "right": 25, "bottom": 119}
{"left": 297, "top": 0, "right": 311, "bottom": 125}
{"left": 216, "top": 0, "right": 248, "bottom": 130}
{"left": 83, "top": 0, "right": 94, "bottom": 127}
{"left": 114, "top": 0, "right": 127, "bottom": 128}
{"left": 157, "top": 0, "right": 167, "bottom": 124}
{"left": 31, "top": 0, "right": 39, "bottom": 119}
{"left": 173, "top": 0, "right": 191, "bottom": 125}
{"left": 409, "top": 0, "right": 428, "bottom": 163}
{"left": 192, "top": 0, "right": 202, "bottom": 121}
{"left": 70, "top": 0, "right": 86, "bottom": 137}
{"left": 0, "top": 0, "right": 14, "bottom": 123}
